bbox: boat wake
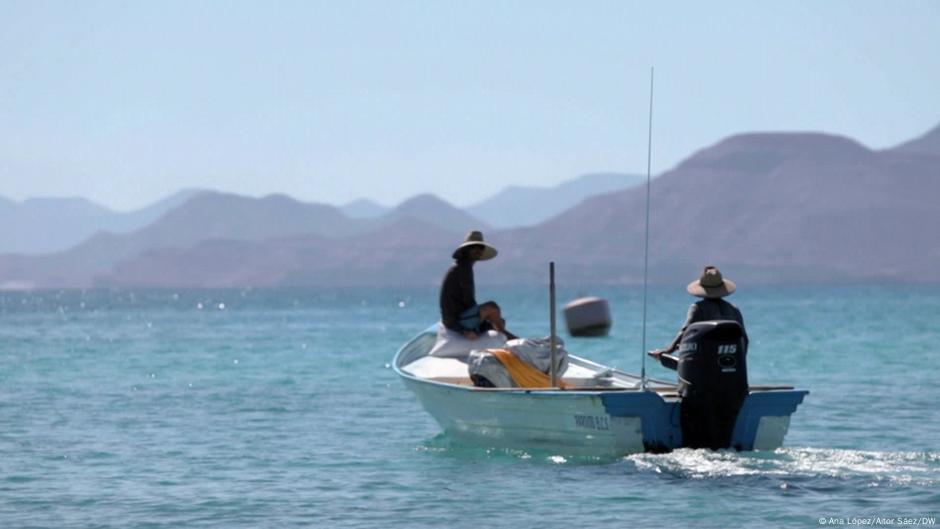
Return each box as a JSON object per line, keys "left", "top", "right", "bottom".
{"left": 419, "top": 433, "right": 940, "bottom": 487}
{"left": 627, "top": 447, "right": 940, "bottom": 486}
{"left": 416, "top": 434, "right": 615, "bottom": 465}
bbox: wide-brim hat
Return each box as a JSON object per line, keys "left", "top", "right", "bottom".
{"left": 452, "top": 230, "right": 497, "bottom": 260}
{"left": 687, "top": 266, "right": 736, "bottom": 298}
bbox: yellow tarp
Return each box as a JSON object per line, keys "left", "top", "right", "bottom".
{"left": 488, "top": 348, "right": 567, "bottom": 389}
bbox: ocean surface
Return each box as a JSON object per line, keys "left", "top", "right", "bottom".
{"left": 1, "top": 285, "right": 938, "bottom": 528}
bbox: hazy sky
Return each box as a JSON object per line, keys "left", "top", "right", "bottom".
{"left": 2, "top": 1, "right": 938, "bottom": 211}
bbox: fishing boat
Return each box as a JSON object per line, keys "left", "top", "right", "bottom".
{"left": 395, "top": 70, "right": 807, "bottom": 456}
{"left": 393, "top": 324, "right": 808, "bottom": 456}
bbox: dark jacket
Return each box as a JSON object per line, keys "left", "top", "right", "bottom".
{"left": 440, "top": 259, "right": 476, "bottom": 332}
{"left": 659, "top": 298, "right": 747, "bottom": 370}
{"left": 667, "top": 298, "right": 746, "bottom": 352}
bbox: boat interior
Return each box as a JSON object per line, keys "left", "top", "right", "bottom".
{"left": 396, "top": 331, "right": 794, "bottom": 395}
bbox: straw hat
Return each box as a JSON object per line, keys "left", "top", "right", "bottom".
{"left": 452, "top": 230, "right": 497, "bottom": 260}
{"left": 687, "top": 266, "right": 736, "bottom": 298}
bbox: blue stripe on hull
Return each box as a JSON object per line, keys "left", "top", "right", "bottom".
{"left": 600, "top": 391, "right": 680, "bottom": 452}
{"left": 602, "top": 390, "right": 808, "bottom": 452}
{"left": 730, "top": 390, "right": 809, "bottom": 450}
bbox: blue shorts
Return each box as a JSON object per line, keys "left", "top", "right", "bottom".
{"left": 457, "top": 305, "right": 481, "bottom": 332}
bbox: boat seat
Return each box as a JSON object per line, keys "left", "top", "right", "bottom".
{"left": 401, "top": 355, "right": 469, "bottom": 379}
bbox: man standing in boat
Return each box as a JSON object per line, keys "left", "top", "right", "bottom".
{"left": 649, "top": 266, "right": 747, "bottom": 369}
{"left": 430, "top": 231, "right": 516, "bottom": 357}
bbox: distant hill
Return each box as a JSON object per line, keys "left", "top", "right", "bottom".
{"left": 98, "top": 217, "right": 460, "bottom": 288}
{"left": 0, "top": 196, "right": 113, "bottom": 255}
{"left": 0, "top": 191, "right": 374, "bottom": 288}
{"left": 888, "top": 123, "right": 940, "bottom": 157}
{"left": 0, "top": 189, "right": 203, "bottom": 254}
{"left": 490, "top": 130, "right": 940, "bottom": 284}
{"left": 0, "top": 190, "right": 482, "bottom": 288}
{"left": 340, "top": 198, "right": 391, "bottom": 219}
{"left": 383, "top": 194, "right": 489, "bottom": 233}
{"left": 91, "top": 194, "right": 482, "bottom": 287}
{"left": 467, "top": 172, "right": 645, "bottom": 228}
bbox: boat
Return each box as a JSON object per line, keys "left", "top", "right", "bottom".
{"left": 394, "top": 72, "right": 807, "bottom": 456}
{"left": 393, "top": 324, "right": 808, "bottom": 456}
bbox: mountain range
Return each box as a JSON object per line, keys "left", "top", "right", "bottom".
{"left": 491, "top": 125, "right": 940, "bottom": 285}
{"left": 1, "top": 122, "right": 937, "bottom": 289}
{"left": 0, "top": 189, "right": 202, "bottom": 254}
{"left": 338, "top": 173, "right": 644, "bottom": 228}
{"left": 1, "top": 172, "right": 636, "bottom": 256}
{"left": 464, "top": 172, "right": 644, "bottom": 228}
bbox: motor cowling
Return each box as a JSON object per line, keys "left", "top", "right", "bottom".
{"left": 676, "top": 320, "right": 748, "bottom": 449}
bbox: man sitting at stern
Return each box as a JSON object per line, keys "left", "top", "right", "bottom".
{"left": 431, "top": 231, "right": 516, "bottom": 357}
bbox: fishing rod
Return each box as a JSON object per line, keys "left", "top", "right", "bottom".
{"left": 640, "top": 67, "right": 654, "bottom": 391}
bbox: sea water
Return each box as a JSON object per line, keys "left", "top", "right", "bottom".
{"left": 1, "top": 285, "right": 937, "bottom": 528}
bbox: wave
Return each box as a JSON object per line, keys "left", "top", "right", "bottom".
{"left": 628, "top": 447, "right": 940, "bottom": 486}
{"left": 421, "top": 434, "right": 940, "bottom": 487}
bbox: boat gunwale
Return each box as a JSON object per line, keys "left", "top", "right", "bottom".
{"left": 391, "top": 327, "right": 642, "bottom": 396}
{"left": 392, "top": 324, "right": 805, "bottom": 396}
{"left": 393, "top": 326, "right": 801, "bottom": 397}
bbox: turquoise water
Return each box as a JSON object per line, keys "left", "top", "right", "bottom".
{"left": 1, "top": 286, "right": 938, "bottom": 527}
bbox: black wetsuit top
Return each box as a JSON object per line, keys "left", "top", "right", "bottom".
{"left": 439, "top": 259, "right": 476, "bottom": 332}
{"left": 657, "top": 298, "right": 748, "bottom": 371}
{"left": 667, "top": 298, "right": 746, "bottom": 352}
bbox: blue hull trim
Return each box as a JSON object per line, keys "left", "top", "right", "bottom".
{"left": 730, "top": 390, "right": 809, "bottom": 450}
{"left": 600, "top": 391, "right": 680, "bottom": 452}
{"left": 602, "top": 390, "right": 808, "bottom": 452}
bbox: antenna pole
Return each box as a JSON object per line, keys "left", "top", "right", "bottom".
{"left": 640, "top": 67, "right": 654, "bottom": 390}
{"left": 549, "top": 261, "right": 558, "bottom": 388}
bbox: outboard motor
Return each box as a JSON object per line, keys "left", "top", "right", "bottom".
{"left": 676, "top": 320, "right": 748, "bottom": 449}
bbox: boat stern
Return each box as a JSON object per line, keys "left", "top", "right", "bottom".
{"left": 731, "top": 389, "right": 809, "bottom": 451}
{"left": 601, "top": 388, "right": 808, "bottom": 452}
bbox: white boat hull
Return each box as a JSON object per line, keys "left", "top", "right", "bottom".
{"left": 402, "top": 376, "right": 646, "bottom": 455}
{"left": 395, "top": 327, "right": 807, "bottom": 456}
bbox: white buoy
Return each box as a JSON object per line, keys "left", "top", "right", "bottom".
{"left": 563, "top": 297, "right": 612, "bottom": 337}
